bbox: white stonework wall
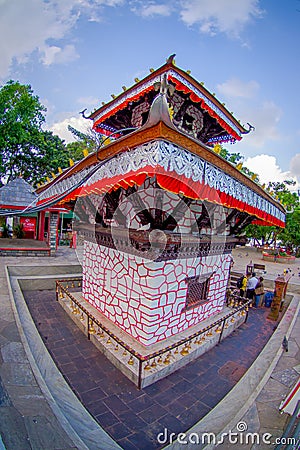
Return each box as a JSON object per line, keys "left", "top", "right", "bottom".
{"left": 82, "top": 241, "right": 231, "bottom": 346}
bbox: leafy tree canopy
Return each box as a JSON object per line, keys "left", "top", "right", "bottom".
{"left": 0, "top": 80, "right": 68, "bottom": 187}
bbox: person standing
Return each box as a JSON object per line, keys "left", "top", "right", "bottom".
{"left": 254, "top": 276, "right": 264, "bottom": 307}
{"left": 238, "top": 274, "right": 248, "bottom": 297}
{"left": 246, "top": 272, "right": 258, "bottom": 303}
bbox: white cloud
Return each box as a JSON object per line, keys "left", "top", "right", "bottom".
{"left": 49, "top": 115, "right": 93, "bottom": 143}
{"left": 216, "top": 78, "right": 282, "bottom": 149}
{"left": 290, "top": 154, "right": 300, "bottom": 179}
{"left": 240, "top": 101, "right": 282, "bottom": 148}
{"left": 217, "top": 78, "right": 259, "bottom": 99}
{"left": 0, "top": 0, "right": 123, "bottom": 79}
{"left": 77, "top": 96, "right": 100, "bottom": 106}
{"left": 40, "top": 44, "right": 79, "bottom": 66}
{"left": 132, "top": 2, "right": 172, "bottom": 17}
{"left": 180, "top": 0, "right": 263, "bottom": 37}
{"left": 244, "top": 154, "right": 298, "bottom": 188}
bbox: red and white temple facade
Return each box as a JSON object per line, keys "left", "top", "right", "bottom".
{"left": 36, "top": 56, "right": 285, "bottom": 383}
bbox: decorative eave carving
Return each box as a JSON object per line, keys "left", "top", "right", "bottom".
{"left": 36, "top": 120, "right": 284, "bottom": 216}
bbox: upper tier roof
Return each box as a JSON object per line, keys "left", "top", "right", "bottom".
{"left": 34, "top": 56, "right": 284, "bottom": 228}
{"left": 88, "top": 55, "right": 250, "bottom": 147}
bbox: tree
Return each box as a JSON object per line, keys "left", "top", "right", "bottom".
{"left": 245, "top": 180, "right": 300, "bottom": 249}
{"left": 0, "top": 80, "right": 67, "bottom": 187}
{"left": 67, "top": 124, "right": 103, "bottom": 152}
{"left": 278, "top": 206, "right": 300, "bottom": 255}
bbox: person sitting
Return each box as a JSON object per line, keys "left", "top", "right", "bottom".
{"left": 246, "top": 272, "right": 258, "bottom": 303}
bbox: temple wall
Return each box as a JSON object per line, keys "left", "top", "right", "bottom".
{"left": 82, "top": 241, "right": 231, "bottom": 345}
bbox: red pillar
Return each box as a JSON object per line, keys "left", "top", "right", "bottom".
{"left": 38, "top": 211, "right": 45, "bottom": 241}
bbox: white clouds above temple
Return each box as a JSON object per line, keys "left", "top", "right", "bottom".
{"left": 244, "top": 154, "right": 298, "bottom": 189}
{"left": 0, "top": 0, "right": 123, "bottom": 80}
{"left": 179, "top": 0, "right": 264, "bottom": 37}
{"left": 0, "top": 0, "right": 299, "bottom": 188}
{"left": 49, "top": 116, "right": 91, "bottom": 143}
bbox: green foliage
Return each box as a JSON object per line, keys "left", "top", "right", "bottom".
{"left": 13, "top": 223, "right": 24, "bottom": 239}
{"left": 67, "top": 125, "right": 103, "bottom": 152}
{"left": 0, "top": 80, "right": 68, "bottom": 187}
{"left": 1, "top": 224, "right": 10, "bottom": 238}
{"left": 65, "top": 141, "right": 90, "bottom": 162}
{"left": 267, "top": 181, "right": 298, "bottom": 211}
{"left": 278, "top": 206, "right": 300, "bottom": 251}
{"left": 219, "top": 147, "right": 243, "bottom": 164}
{"left": 245, "top": 180, "right": 300, "bottom": 250}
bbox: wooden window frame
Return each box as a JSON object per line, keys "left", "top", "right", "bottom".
{"left": 184, "top": 272, "right": 215, "bottom": 310}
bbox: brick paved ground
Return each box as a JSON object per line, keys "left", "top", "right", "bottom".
{"left": 23, "top": 288, "right": 277, "bottom": 450}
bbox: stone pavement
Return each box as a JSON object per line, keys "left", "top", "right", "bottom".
{"left": 0, "top": 246, "right": 299, "bottom": 449}
{"left": 23, "top": 289, "right": 275, "bottom": 449}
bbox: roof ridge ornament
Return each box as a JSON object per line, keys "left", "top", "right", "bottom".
{"left": 154, "top": 73, "right": 175, "bottom": 97}
{"left": 138, "top": 74, "right": 176, "bottom": 131}
{"left": 245, "top": 122, "right": 255, "bottom": 134}
{"left": 166, "top": 54, "right": 176, "bottom": 65}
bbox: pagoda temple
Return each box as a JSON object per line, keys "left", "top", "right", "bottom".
{"left": 36, "top": 55, "right": 285, "bottom": 386}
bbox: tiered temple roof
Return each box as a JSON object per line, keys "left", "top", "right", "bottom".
{"left": 35, "top": 56, "right": 285, "bottom": 229}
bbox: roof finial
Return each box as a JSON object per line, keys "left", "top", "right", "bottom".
{"left": 79, "top": 108, "right": 89, "bottom": 119}
{"left": 244, "top": 122, "right": 255, "bottom": 134}
{"left": 166, "top": 54, "right": 176, "bottom": 65}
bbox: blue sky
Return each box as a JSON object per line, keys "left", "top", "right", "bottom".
{"left": 1, "top": 0, "right": 300, "bottom": 190}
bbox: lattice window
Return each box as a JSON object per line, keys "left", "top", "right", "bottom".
{"left": 184, "top": 272, "right": 214, "bottom": 310}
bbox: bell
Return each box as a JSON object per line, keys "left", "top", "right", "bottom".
{"left": 151, "top": 359, "right": 157, "bottom": 368}
{"left": 114, "top": 344, "right": 119, "bottom": 351}
{"left": 144, "top": 362, "right": 151, "bottom": 370}
{"left": 225, "top": 322, "right": 229, "bottom": 329}
{"left": 163, "top": 355, "right": 171, "bottom": 365}
{"left": 128, "top": 356, "right": 134, "bottom": 365}
{"left": 215, "top": 326, "right": 222, "bottom": 333}
{"left": 230, "top": 316, "right": 235, "bottom": 323}
{"left": 106, "top": 338, "right": 112, "bottom": 345}
{"left": 78, "top": 281, "right": 81, "bottom": 287}
{"left": 180, "top": 345, "right": 189, "bottom": 356}
{"left": 122, "top": 350, "right": 128, "bottom": 356}
{"left": 89, "top": 322, "right": 96, "bottom": 335}
{"left": 157, "top": 356, "right": 163, "bottom": 364}
{"left": 206, "top": 330, "right": 213, "bottom": 337}
{"left": 97, "top": 328, "right": 104, "bottom": 338}
{"left": 174, "top": 348, "right": 179, "bottom": 355}
{"left": 80, "top": 313, "right": 84, "bottom": 321}
{"left": 71, "top": 281, "right": 75, "bottom": 288}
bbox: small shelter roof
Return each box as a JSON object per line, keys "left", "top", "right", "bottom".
{"left": 0, "top": 178, "right": 37, "bottom": 211}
